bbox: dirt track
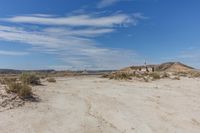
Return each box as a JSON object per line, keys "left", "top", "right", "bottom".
{"left": 0, "top": 76, "right": 200, "bottom": 133}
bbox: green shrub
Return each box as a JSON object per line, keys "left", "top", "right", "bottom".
{"left": 47, "top": 77, "right": 56, "bottom": 83}
{"left": 20, "top": 73, "right": 41, "bottom": 85}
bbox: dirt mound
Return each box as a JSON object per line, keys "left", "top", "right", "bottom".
{"left": 0, "top": 85, "right": 24, "bottom": 112}
{"left": 156, "top": 62, "right": 194, "bottom": 72}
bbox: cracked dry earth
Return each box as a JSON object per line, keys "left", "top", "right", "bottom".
{"left": 0, "top": 76, "right": 200, "bottom": 133}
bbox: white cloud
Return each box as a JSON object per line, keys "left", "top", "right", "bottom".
{"left": 0, "top": 50, "right": 28, "bottom": 56}
{"left": 3, "top": 14, "right": 134, "bottom": 27}
{"left": 0, "top": 13, "right": 145, "bottom": 70}
{"left": 43, "top": 28, "right": 115, "bottom": 37}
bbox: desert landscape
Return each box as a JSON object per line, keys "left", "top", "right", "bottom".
{"left": 0, "top": 1, "right": 199, "bottom": 133}
{"left": 0, "top": 62, "right": 200, "bottom": 133}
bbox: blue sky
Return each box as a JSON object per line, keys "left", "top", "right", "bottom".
{"left": 0, "top": 0, "right": 200, "bottom": 70}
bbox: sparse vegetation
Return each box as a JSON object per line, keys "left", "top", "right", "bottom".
{"left": 161, "top": 72, "right": 170, "bottom": 78}
{"left": 5, "top": 82, "right": 32, "bottom": 99}
{"left": 149, "top": 72, "right": 161, "bottom": 80}
{"left": 47, "top": 77, "right": 56, "bottom": 83}
{"left": 173, "top": 76, "right": 180, "bottom": 80}
{"left": 106, "top": 72, "right": 132, "bottom": 80}
{"left": 143, "top": 77, "right": 149, "bottom": 82}
{"left": 0, "top": 73, "right": 36, "bottom": 99}
{"left": 6, "top": 82, "right": 21, "bottom": 93}
{"left": 189, "top": 71, "right": 200, "bottom": 78}
{"left": 0, "top": 77, "right": 17, "bottom": 85}
{"left": 18, "top": 84, "right": 32, "bottom": 98}
{"left": 20, "top": 73, "right": 41, "bottom": 85}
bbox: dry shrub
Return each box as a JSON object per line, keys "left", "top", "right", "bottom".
{"left": 109, "top": 72, "right": 132, "bottom": 80}
{"left": 143, "top": 77, "right": 149, "bottom": 82}
{"left": 173, "top": 76, "right": 180, "bottom": 80}
{"left": 18, "top": 84, "right": 32, "bottom": 98}
{"left": 47, "top": 77, "right": 56, "bottom": 83}
{"left": 162, "top": 72, "right": 170, "bottom": 78}
{"left": 173, "top": 72, "right": 188, "bottom": 77}
{"left": 20, "top": 73, "right": 41, "bottom": 85}
{"left": 0, "top": 78, "right": 6, "bottom": 84}
{"left": 0, "top": 77, "right": 17, "bottom": 85}
{"left": 40, "top": 74, "right": 48, "bottom": 79}
{"left": 6, "top": 82, "right": 32, "bottom": 99}
{"left": 189, "top": 71, "right": 200, "bottom": 78}
{"left": 6, "top": 82, "right": 21, "bottom": 93}
{"left": 149, "top": 72, "right": 161, "bottom": 80}
{"left": 101, "top": 74, "right": 110, "bottom": 78}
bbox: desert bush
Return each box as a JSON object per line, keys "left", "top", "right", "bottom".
{"left": 6, "top": 82, "right": 32, "bottom": 99}
{"left": 149, "top": 72, "right": 161, "bottom": 80}
{"left": 18, "top": 84, "right": 32, "bottom": 98}
{"left": 109, "top": 72, "right": 132, "bottom": 80}
{"left": 0, "top": 77, "right": 17, "bottom": 84}
{"left": 173, "top": 76, "right": 180, "bottom": 80}
{"left": 161, "top": 72, "right": 170, "bottom": 78}
{"left": 6, "top": 82, "right": 21, "bottom": 93}
{"left": 189, "top": 71, "right": 200, "bottom": 78}
{"left": 47, "top": 77, "right": 56, "bottom": 83}
{"left": 101, "top": 74, "right": 110, "bottom": 78}
{"left": 0, "top": 78, "right": 6, "bottom": 84}
{"left": 143, "top": 77, "right": 149, "bottom": 82}
{"left": 173, "top": 72, "right": 188, "bottom": 77}
{"left": 20, "top": 73, "right": 41, "bottom": 85}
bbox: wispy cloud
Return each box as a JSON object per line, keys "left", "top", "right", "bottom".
{"left": 0, "top": 12, "right": 145, "bottom": 70}
{"left": 3, "top": 13, "right": 134, "bottom": 27}
{"left": 0, "top": 50, "right": 28, "bottom": 56}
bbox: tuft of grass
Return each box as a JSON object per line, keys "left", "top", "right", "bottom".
{"left": 47, "top": 77, "right": 56, "bottom": 83}
{"left": 20, "top": 73, "right": 41, "bottom": 85}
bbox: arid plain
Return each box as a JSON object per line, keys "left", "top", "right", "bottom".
{"left": 0, "top": 75, "right": 200, "bottom": 133}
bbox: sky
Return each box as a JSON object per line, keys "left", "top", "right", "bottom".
{"left": 0, "top": 0, "right": 200, "bottom": 70}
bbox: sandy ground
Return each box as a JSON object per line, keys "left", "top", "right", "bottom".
{"left": 0, "top": 76, "right": 200, "bottom": 133}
